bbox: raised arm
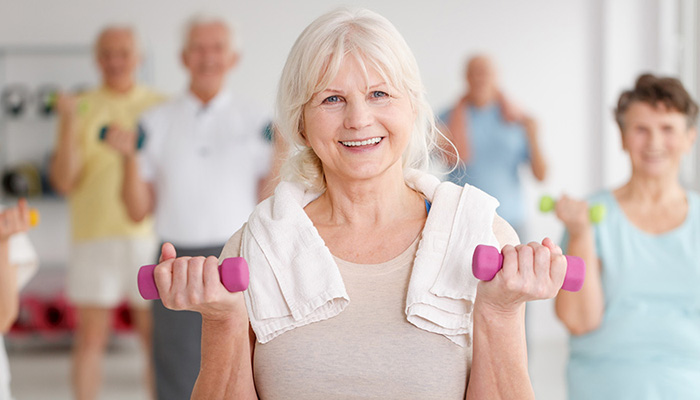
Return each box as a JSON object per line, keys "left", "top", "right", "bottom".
{"left": 0, "top": 200, "right": 31, "bottom": 332}
{"left": 553, "top": 195, "right": 604, "bottom": 335}
{"left": 466, "top": 215, "right": 565, "bottom": 400}
{"left": 102, "top": 126, "right": 155, "bottom": 222}
{"left": 522, "top": 116, "right": 547, "bottom": 181}
{"left": 154, "top": 232, "right": 257, "bottom": 399}
{"left": 49, "top": 94, "right": 83, "bottom": 195}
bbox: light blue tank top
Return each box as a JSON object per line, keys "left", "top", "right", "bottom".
{"left": 440, "top": 104, "right": 530, "bottom": 229}
{"left": 564, "top": 190, "right": 700, "bottom": 400}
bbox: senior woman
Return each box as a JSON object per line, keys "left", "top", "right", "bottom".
{"left": 152, "top": 9, "right": 567, "bottom": 399}
{"left": 555, "top": 74, "right": 700, "bottom": 399}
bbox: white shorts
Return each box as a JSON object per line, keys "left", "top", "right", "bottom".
{"left": 67, "top": 237, "right": 158, "bottom": 308}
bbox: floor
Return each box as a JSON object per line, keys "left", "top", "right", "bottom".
{"left": 6, "top": 334, "right": 568, "bottom": 400}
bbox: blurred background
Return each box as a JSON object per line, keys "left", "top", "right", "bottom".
{"left": 1, "top": 0, "right": 699, "bottom": 399}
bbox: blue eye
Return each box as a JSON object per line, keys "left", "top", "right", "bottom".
{"left": 323, "top": 95, "right": 341, "bottom": 104}
{"left": 371, "top": 91, "right": 388, "bottom": 98}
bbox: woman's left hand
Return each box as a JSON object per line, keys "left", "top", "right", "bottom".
{"left": 476, "top": 238, "right": 567, "bottom": 313}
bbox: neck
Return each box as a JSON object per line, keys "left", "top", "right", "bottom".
{"left": 315, "top": 164, "right": 421, "bottom": 228}
{"left": 104, "top": 80, "right": 135, "bottom": 94}
{"left": 190, "top": 84, "right": 222, "bottom": 105}
{"left": 621, "top": 172, "right": 685, "bottom": 203}
{"left": 466, "top": 90, "right": 497, "bottom": 108}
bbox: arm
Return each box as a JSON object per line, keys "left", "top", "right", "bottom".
{"left": 49, "top": 94, "right": 82, "bottom": 195}
{"left": 102, "top": 126, "right": 155, "bottom": 222}
{"left": 0, "top": 200, "right": 31, "bottom": 332}
{"left": 466, "top": 215, "right": 565, "bottom": 399}
{"left": 522, "top": 116, "right": 547, "bottom": 181}
{"left": 122, "top": 154, "right": 155, "bottom": 222}
{"left": 553, "top": 196, "right": 604, "bottom": 335}
{"left": 155, "top": 230, "right": 257, "bottom": 398}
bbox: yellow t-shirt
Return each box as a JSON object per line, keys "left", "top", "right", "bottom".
{"left": 68, "top": 85, "right": 165, "bottom": 241}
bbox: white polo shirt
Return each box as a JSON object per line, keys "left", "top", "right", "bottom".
{"left": 138, "top": 90, "right": 271, "bottom": 248}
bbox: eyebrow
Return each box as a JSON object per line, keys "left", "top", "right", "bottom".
{"left": 320, "top": 82, "right": 389, "bottom": 94}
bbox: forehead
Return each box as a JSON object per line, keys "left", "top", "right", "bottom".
{"left": 625, "top": 101, "right": 686, "bottom": 123}
{"left": 187, "top": 22, "right": 230, "bottom": 45}
{"left": 98, "top": 30, "right": 135, "bottom": 51}
{"left": 317, "top": 53, "right": 394, "bottom": 92}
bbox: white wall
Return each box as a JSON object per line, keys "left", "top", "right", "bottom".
{"left": 0, "top": 0, "right": 596, "bottom": 347}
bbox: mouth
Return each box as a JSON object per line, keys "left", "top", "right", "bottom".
{"left": 339, "top": 137, "right": 383, "bottom": 147}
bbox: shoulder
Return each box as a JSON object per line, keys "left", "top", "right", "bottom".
{"left": 219, "top": 225, "right": 245, "bottom": 261}
{"left": 493, "top": 213, "right": 519, "bottom": 247}
{"left": 141, "top": 95, "right": 184, "bottom": 120}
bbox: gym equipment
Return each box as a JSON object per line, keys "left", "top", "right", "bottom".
{"left": 539, "top": 195, "right": 606, "bottom": 224}
{"left": 472, "top": 244, "right": 585, "bottom": 292}
{"left": 36, "top": 84, "right": 60, "bottom": 116}
{"left": 99, "top": 124, "right": 146, "bottom": 150}
{"left": 43, "top": 90, "right": 89, "bottom": 115}
{"left": 1, "top": 84, "right": 29, "bottom": 117}
{"left": 1, "top": 164, "right": 42, "bottom": 197}
{"left": 137, "top": 257, "right": 249, "bottom": 300}
{"left": 29, "top": 208, "right": 40, "bottom": 227}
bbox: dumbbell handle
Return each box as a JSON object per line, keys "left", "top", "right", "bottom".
{"left": 472, "top": 245, "right": 585, "bottom": 292}
{"left": 137, "top": 257, "right": 249, "bottom": 300}
{"left": 100, "top": 125, "right": 146, "bottom": 149}
{"left": 539, "top": 195, "right": 606, "bottom": 224}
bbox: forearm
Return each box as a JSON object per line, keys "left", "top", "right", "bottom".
{"left": 466, "top": 302, "right": 533, "bottom": 400}
{"left": 0, "top": 242, "right": 19, "bottom": 333}
{"left": 528, "top": 144, "right": 547, "bottom": 181}
{"left": 192, "top": 317, "right": 257, "bottom": 399}
{"left": 121, "top": 156, "right": 154, "bottom": 222}
{"left": 50, "top": 116, "right": 81, "bottom": 194}
{"left": 555, "top": 228, "right": 604, "bottom": 335}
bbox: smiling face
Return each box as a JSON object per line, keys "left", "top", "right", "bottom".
{"left": 96, "top": 28, "right": 140, "bottom": 91}
{"left": 621, "top": 101, "right": 697, "bottom": 179}
{"left": 302, "top": 55, "right": 415, "bottom": 185}
{"left": 182, "top": 22, "right": 238, "bottom": 98}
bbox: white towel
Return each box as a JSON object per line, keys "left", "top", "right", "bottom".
{"left": 241, "top": 169, "right": 500, "bottom": 346}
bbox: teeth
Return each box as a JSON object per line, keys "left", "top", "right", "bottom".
{"left": 341, "top": 137, "right": 382, "bottom": 147}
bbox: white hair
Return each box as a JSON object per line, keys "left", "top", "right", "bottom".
{"left": 182, "top": 14, "right": 239, "bottom": 52}
{"left": 276, "top": 8, "right": 444, "bottom": 191}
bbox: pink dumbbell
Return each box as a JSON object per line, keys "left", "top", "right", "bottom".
{"left": 137, "top": 258, "right": 250, "bottom": 300}
{"left": 472, "top": 245, "right": 585, "bottom": 292}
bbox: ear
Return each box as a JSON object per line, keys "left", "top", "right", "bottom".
{"left": 228, "top": 51, "right": 240, "bottom": 71}
{"left": 181, "top": 50, "right": 188, "bottom": 69}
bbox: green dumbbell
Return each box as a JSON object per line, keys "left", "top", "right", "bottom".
{"left": 45, "top": 92, "right": 89, "bottom": 115}
{"left": 539, "top": 195, "right": 606, "bottom": 224}
{"left": 99, "top": 124, "right": 146, "bottom": 150}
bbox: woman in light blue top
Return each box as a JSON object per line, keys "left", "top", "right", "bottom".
{"left": 554, "top": 74, "right": 700, "bottom": 399}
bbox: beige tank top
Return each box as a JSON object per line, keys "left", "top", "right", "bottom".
{"left": 227, "top": 233, "right": 471, "bottom": 399}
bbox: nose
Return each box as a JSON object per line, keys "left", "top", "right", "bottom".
{"left": 343, "top": 99, "right": 373, "bottom": 130}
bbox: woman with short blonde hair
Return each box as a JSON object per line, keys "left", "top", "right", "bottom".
{"left": 153, "top": 9, "right": 567, "bottom": 399}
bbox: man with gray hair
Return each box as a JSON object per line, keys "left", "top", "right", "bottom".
{"left": 50, "top": 26, "right": 163, "bottom": 400}
{"left": 105, "top": 16, "right": 272, "bottom": 399}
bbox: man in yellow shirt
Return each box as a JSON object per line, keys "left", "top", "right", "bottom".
{"left": 50, "top": 26, "right": 163, "bottom": 400}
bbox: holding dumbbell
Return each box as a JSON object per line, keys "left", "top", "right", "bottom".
{"left": 99, "top": 124, "right": 147, "bottom": 150}
{"left": 472, "top": 244, "right": 585, "bottom": 292}
{"left": 540, "top": 195, "right": 606, "bottom": 224}
{"left": 138, "top": 257, "right": 249, "bottom": 300}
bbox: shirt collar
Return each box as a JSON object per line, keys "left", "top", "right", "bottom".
{"left": 185, "top": 89, "right": 231, "bottom": 115}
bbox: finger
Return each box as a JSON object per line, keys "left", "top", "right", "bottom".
{"left": 17, "top": 198, "right": 30, "bottom": 228}
{"left": 159, "top": 243, "right": 177, "bottom": 263}
{"left": 541, "top": 237, "right": 563, "bottom": 256}
{"left": 202, "top": 256, "right": 222, "bottom": 300}
{"left": 532, "top": 243, "right": 551, "bottom": 282}
{"left": 169, "top": 256, "right": 193, "bottom": 308}
{"left": 551, "top": 254, "right": 567, "bottom": 289}
{"left": 153, "top": 258, "right": 174, "bottom": 300}
{"left": 499, "top": 244, "right": 519, "bottom": 281}
{"left": 186, "top": 256, "right": 206, "bottom": 303}
{"left": 518, "top": 243, "right": 537, "bottom": 281}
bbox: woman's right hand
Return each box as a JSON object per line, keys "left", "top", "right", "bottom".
{"left": 554, "top": 194, "right": 591, "bottom": 236}
{"left": 55, "top": 93, "right": 78, "bottom": 120}
{"left": 154, "top": 243, "right": 248, "bottom": 322}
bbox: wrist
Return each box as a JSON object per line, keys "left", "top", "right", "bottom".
{"left": 474, "top": 297, "right": 525, "bottom": 321}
